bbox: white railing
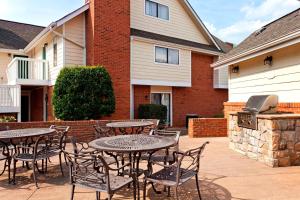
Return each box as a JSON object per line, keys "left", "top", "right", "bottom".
{"left": 0, "top": 85, "right": 21, "bottom": 114}
{"left": 7, "top": 57, "right": 49, "bottom": 85}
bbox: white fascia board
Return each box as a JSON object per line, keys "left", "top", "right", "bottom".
{"left": 212, "top": 30, "right": 300, "bottom": 68}
{"left": 0, "top": 48, "right": 26, "bottom": 55}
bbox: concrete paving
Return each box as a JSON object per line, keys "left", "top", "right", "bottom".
{"left": 1, "top": 136, "right": 300, "bottom": 200}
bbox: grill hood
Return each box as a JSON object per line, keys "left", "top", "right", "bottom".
{"left": 243, "top": 95, "right": 279, "bottom": 113}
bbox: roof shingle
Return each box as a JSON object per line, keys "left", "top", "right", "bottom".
{"left": 0, "top": 20, "right": 44, "bottom": 50}
{"left": 217, "top": 8, "right": 300, "bottom": 63}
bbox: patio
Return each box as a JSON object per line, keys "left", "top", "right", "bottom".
{"left": 1, "top": 136, "right": 300, "bottom": 200}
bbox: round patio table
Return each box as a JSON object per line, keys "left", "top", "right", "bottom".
{"left": 0, "top": 128, "right": 55, "bottom": 140}
{"left": 106, "top": 121, "right": 154, "bottom": 135}
{"left": 89, "top": 134, "right": 176, "bottom": 200}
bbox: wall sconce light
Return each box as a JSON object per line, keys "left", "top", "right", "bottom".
{"left": 145, "top": 95, "right": 149, "bottom": 100}
{"left": 44, "top": 43, "right": 48, "bottom": 47}
{"left": 264, "top": 56, "right": 273, "bottom": 66}
{"left": 231, "top": 66, "right": 239, "bottom": 73}
{"left": 8, "top": 53, "right": 11, "bottom": 57}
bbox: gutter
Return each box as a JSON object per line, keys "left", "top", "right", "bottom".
{"left": 212, "top": 29, "right": 300, "bottom": 68}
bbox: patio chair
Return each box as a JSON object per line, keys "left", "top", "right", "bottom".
{"left": 41, "top": 125, "right": 70, "bottom": 175}
{"left": 143, "top": 141, "right": 209, "bottom": 200}
{"left": 0, "top": 140, "right": 12, "bottom": 183}
{"left": 94, "top": 122, "right": 112, "bottom": 138}
{"left": 64, "top": 137, "right": 133, "bottom": 200}
{"left": 13, "top": 135, "right": 56, "bottom": 188}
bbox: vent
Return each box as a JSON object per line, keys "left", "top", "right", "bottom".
{"left": 255, "top": 26, "right": 266, "bottom": 36}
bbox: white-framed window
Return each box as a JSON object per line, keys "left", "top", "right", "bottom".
{"left": 155, "top": 46, "right": 179, "bottom": 65}
{"left": 213, "top": 66, "right": 228, "bottom": 89}
{"left": 53, "top": 37, "right": 58, "bottom": 67}
{"left": 145, "top": 0, "right": 169, "bottom": 20}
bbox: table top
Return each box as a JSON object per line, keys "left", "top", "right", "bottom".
{"left": 89, "top": 134, "right": 176, "bottom": 153}
{"left": 106, "top": 121, "right": 154, "bottom": 128}
{"left": 0, "top": 128, "right": 55, "bottom": 139}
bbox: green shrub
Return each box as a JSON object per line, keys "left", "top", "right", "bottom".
{"left": 0, "top": 116, "right": 16, "bottom": 122}
{"left": 52, "top": 66, "right": 115, "bottom": 120}
{"left": 138, "top": 104, "right": 167, "bottom": 124}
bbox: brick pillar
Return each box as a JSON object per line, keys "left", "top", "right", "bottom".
{"left": 85, "top": 0, "right": 131, "bottom": 119}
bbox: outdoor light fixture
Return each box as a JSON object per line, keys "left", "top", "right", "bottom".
{"left": 231, "top": 66, "right": 240, "bottom": 73}
{"left": 264, "top": 56, "right": 273, "bottom": 66}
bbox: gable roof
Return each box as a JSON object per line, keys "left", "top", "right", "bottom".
{"left": 213, "top": 8, "right": 300, "bottom": 67}
{"left": 0, "top": 20, "right": 44, "bottom": 50}
{"left": 182, "top": 0, "right": 222, "bottom": 51}
{"left": 24, "top": 3, "right": 89, "bottom": 52}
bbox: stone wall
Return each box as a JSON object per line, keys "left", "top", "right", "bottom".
{"left": 229, "top": 113, "right": 300, "bottom": 167}
{"left": 188, "top": 118, "right": 227, "bottom": 138}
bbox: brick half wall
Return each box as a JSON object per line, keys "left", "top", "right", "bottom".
{"left": 188, "top": 118, "right": 227, "bottom": 138}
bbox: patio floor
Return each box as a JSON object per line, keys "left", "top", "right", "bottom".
{"left": 1, "top": 136, "right": 300, "bottom": 200}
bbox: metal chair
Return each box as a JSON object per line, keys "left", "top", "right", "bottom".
{"left": 143, "top": 142, "right": 209, "bottom": 200}
{"left": 0, "top": 140, "right": 11, "bottom": 183}
{"left": 13, "top": 135, "right": 55, "bottom": 188}
{"left": 64, "top": 137, "right": 134, "bottom": 200}
{"left": 94, "top": 122, "right": 112, "bottom": 138}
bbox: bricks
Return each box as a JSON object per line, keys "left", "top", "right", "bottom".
{"left": 188, "top": 118, "right": 227, "bottom": 138}
{"left": 133, "top": 85, "right": 150, "bottom": 119}
{"left": 85, "top": 0, "right": 131, "bottom": 120}
{"left": 31, "top": 88, "right": 44, "bottom": 121}
{"left": 172, "top": 52, "right": 228, "bottom": 127}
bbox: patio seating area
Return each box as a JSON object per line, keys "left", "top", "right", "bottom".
{"left": 1, "top": 135, "right": 300, "bottom": 200}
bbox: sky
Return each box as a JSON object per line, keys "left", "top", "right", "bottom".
{"left": 0, "top": 0, "right": 299, "bottom": 44}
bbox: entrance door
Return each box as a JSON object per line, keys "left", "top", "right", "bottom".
{"left": 21, "top": 95, "right": 30, "bottom": 122}
{"left": 14, "top": 55, "right": 29, "bottom": 79}
{"left": 151, "top": 93, "right": 171, "bottom": 125}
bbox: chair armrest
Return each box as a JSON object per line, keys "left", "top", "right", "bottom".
{"left": 149, "top": 160, "right": 177, "bottom": 168}
{"left": 107, "top": 162, "right": 131, "bottom": 171}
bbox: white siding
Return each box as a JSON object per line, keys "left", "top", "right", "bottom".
{"left": 64, "top": 14, "right": 85, "bottom": 66}
{"left": 131, "top": 0, "right": 210, "bottom": 45}
{"left": 0, "top": 53, "right": 13, "bottom": 84}
{"left": 131, "top": 39, "right": 191, "bottom": 86}
{"left": 229, "top": 43, "right": 300, "bottom": 102}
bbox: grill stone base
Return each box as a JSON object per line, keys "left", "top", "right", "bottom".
{"left": 229, "top": 113, "right": 300, "bottom": 167}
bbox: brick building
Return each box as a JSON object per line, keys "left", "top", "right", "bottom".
{"left": 0, "top": 0, "right": 230, "bottom": 126}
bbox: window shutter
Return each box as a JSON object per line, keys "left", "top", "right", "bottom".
{"left": 213, "top": 66, "right": 228, "bottom": 89}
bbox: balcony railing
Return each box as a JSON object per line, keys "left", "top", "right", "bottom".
{"left": 0, "top": 85, "right": 21, "bottom": 115}
{"left": 7, "top": 57, "right": 49, "bottom": 85}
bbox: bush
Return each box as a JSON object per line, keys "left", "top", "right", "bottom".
{"left": 138, "top": 104, "right": 167, "bottom": 124}
{"left": 0, "top": 116, "right": 16, "bottom": 122}
{"left": 52, "top": 66, "right": 115, "bottom": 120}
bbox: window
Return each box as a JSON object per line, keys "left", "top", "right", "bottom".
{"left": 53, "top": 40, "right": 57, "bottom": 67}
{"left": 145, "top": 0, "right": 169, "bottom": 20}
{"left": 213, "top": 66, "right": 228, "bottom": 89}
{"left": 155, "top": 46, "right": 179, "bottom": 65}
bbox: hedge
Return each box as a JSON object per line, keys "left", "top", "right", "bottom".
{"left": 138, "top": 104, "right": 167, "bottom": 124}
{"left": 52, "top": 66, "right": 115, "bottom": 120}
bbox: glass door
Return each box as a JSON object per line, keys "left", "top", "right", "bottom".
{"left": 151, "top": 93, "right": 171, "bottom": 125}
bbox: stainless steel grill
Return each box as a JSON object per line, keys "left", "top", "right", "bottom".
{"left": 237, "top": 95, "right": 278, "bottom": 129}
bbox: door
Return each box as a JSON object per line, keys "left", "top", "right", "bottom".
{"left": 21, "top": 95, "right": 30, "bottom": 122}
{"left": 14, "top": 55, "right": 29, "bottom": 79}
{"left": 151, "top": 93, "right": 171, "bottom": 125}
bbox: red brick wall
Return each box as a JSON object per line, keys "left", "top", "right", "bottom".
{"left": 0, "top": 119, "right": 158, "bottom": 142}
{"left": 188, "top": 118, "right": 227, "bottom": 138}
{"left": 30, "top": 88, "right": 44, "bottom": 121}
{"left": 85, "top": 0, "right": 131, "bottom": 120}
{"left": 134, "top": 85, "right": 150, "bottom": 118}
{"left": 172, "top": 52, "right": 228, "bottom": 127}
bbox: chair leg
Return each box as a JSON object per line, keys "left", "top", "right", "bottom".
{"left": 32, "top": 161, "right": 39, "bottom": 189}
{"left": 59, "top": 153, "right": 64, "bottom": 176}
{"left": 108, "top": 194, "right": 113, "bottom": 200}
{"left": 96, "top": 191, "right": 100, "bottom": 200}
{"left": 13, "top": 159, "right": 17, "bottom": 185}
{"left": 143, "top": 179, "right": 147, "bottom": 200}
{"left": 7, "top": 158, "right": 11, "bottom": 184}
{"left": 167, "top": 186, "right": 171, "bottom": 197}
{"left": 195, "top": 174, "right": 202, "bottom": 200}
{"left": 174, "top": 187, "right": 179, "bottom": 200}
{"left": 64, "top": 153, "right": 69, "bottom": 166}
{"left": 70, "top": 185, "right": 75, "bottom": 200}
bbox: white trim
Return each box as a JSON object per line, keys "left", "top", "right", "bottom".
{"left": 130, "top": 85, "right": 134, "bottom": 119}
{"left": 24, "top": 4, "right": 89, "bottom": 52}
{"left": 83, "top": 14, "right": 86, "bottom": 65}
{"left": 212, "top": 30, "right": 300, "bottom": 68}
{"left": 182, "top": 0, "right": 221, "bottom": 50}
{"left": 0, "top": 48, "right": 26, "bottom": 55}
{"left": 43, "top": 86, "right": 47, "bottom": 121}
{"left": 132, "top": 79, "right": 191, "bottom": 87}
{"left": 132, "top": 36, "right": 223, "bottom": 56}
{"left": 62, "top": 24, "right": 66, "bottom": 67}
